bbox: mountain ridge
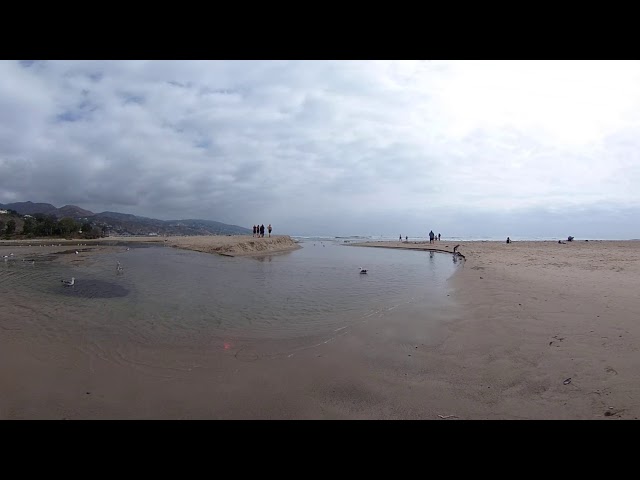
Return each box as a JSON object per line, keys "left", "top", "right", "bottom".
{"left": 0, "top": 201, "right": 251, "bottom": 236}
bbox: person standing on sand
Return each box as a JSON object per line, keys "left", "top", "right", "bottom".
{"left": 253, "top": 225, "right": 256, "bottom": 237}
{"left": 429, "top": 230, "right": 435, "bottom": 244}
{"left": 268, "top": 224, "right": 272, "bottom": 237}
{"left": 405, "top": 236, "right": 408, "bottom": 242}
{"left": 438, "top": 233, "right": 441, "bottom": 241}
{"left": 260, "top": 224, "right": 265, "bottom": 237}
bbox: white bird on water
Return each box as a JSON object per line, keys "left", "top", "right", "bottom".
{"left": 75, "top": 250, "right": 79, "bottom": 254}
{"left": 359, "top": 267, "right": 368, "bottom": 274}
{"left": 61, "top": 277, "right": 75, "bottom": 286}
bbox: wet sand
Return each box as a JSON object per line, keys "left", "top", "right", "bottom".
{"left": 351, "top": 239, "right": 640, "bottom": 419}
{"left": 2, "top": 239, "right": 639, "bottom": 419}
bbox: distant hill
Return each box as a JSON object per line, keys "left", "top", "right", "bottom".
{"left": 0, "top": 201, "right": 251, "bottom": 236}
{"left": 58, "top": 204, "right": 95, "bottom": 218}
{"left": 1, "top": 201, "right": 60, "bottom": 216}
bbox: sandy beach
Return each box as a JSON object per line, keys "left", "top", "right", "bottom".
{"left": 1, "top": 237, "right": 639, "bottom": 419}
{"left": 350, "top": 239, "right": 640, "bottom": 419}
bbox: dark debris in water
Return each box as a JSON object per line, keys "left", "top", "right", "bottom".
{"left": 32, "top": 255, "right": 57, "bottom": 262}
{"left": 54, "top": 249, "right": 93, "bottom": 255}
{"left": 107, "top": 242, "right": 155, "bottom": 249}
{"left": 57, "top": 279, "right": 129, "bottom": 298}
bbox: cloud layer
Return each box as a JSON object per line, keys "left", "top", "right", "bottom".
{"left": 1, "top": 60, "right": 639, "bottom": 237}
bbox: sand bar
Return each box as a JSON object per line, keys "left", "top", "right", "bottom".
{"left": 0, "top": 234, "right": 300, "bottom": 258}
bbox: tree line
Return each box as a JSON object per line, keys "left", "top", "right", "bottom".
{"left": 1, "top": 212, "right": 106, "bottom": 239}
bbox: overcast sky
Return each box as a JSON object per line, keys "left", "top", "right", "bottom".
{"left": 1, "top": 60, "right": 639, "bottom": 238}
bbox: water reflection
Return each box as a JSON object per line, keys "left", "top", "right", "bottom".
{"left": 253, "top": 256, "right": 273, "bottom": 263}
{"left": 0, "top": 242, "right": 460, "bottom": 346}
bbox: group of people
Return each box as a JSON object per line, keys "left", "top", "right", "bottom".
{"left": 252, "top": 224, "right": 272, "bottom": 237}
{"left": 397, "top": 231, "right": 442, "bottom": 243}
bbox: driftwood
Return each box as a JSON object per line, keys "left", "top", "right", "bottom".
{"left": 347, "top": 244, "right": 466, "bottom": 259}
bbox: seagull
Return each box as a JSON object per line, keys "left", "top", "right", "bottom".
{"left": 61, "top": 277, "right": 75, "bottom": 286}
{"left": 359, "top": 267, "right": 368, "bottom": 274}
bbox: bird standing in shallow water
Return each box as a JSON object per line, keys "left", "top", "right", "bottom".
{"left": 61, "top": 277, "right": 75, "bottom": 286}
{"left": 359, "top": 267, "right": 368, "bottom": 274}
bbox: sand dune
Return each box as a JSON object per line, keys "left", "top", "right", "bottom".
{"left": 164, "top": 235, "right": 300, "bottom": 257}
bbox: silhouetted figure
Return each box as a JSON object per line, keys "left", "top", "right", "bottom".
{"left": 438, "top": 233, "right": 441, "bottom": 241}
{"left": 268, "top": 224, "right": 272, "bottom": 237}
{"left": 506, "top": 237, "right": 511, "bottom": 244}
{"left": 260, "top": 224, "right": 265, "bottom": 237}
{"left": 399, "top": 235, "right": 402, "bottom": 241}
{"left": 405, "top": 236, "right": 408, "bottom": 242}
{"left": 253, "top": 225, "right": 256, "bottom": 237}
{"left": 429, "top": 230, "right": 435, "bottom": 244}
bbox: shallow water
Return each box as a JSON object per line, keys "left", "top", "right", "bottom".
{"left": 1, "top": 241, "right": 459, "bottom": 356}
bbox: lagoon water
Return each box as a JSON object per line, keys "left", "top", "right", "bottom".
{"left": 1, "top": 240, "right": 460, "bottom": 359}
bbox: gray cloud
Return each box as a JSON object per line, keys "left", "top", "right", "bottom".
{"left": 1, "top": 60, "right": 640, "bottom": 237}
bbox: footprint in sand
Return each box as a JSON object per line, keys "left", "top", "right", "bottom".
{"left": 605, "top": 366, "right": 618, "bottom": 375}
